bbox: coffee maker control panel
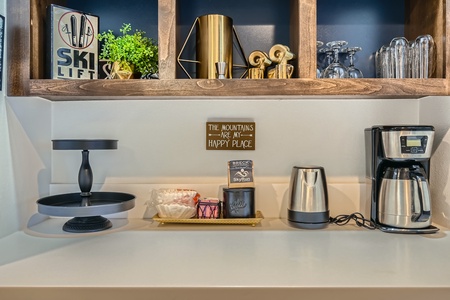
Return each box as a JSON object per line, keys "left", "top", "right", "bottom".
{"left": 400, "top": 136, "right": 428, "bottom": 154}
{"left": 381, "top": 130, "right": 434, "bottom": 159}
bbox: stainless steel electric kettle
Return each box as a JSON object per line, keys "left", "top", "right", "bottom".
{"left": 288, "top": 166, "right": 329, "bottom": 229}
{"left": 378, "top": 166, "right": 431, "bottom": 229}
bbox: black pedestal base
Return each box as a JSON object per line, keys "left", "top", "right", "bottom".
{"left": 63, "top": 216, "right": 113, "bottom": 233}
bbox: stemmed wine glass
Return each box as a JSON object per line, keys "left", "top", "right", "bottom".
{"left": 343, "top": 47, "right": 363, "bottom": 78}
{"left": 322, "top": 41, "right": 349, "bottom": 78}
{"left": 318, "top": 47, "right": 333, "bottom": 77}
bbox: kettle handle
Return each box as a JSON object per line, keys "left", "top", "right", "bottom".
{"left": 411, "top": 171, "right": 431, "bottom": 222}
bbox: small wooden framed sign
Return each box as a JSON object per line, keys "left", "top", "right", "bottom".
{"left": 206, "top": 121, "right": 255, "bottom": 150}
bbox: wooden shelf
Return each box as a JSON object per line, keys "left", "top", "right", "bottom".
{"left": 29, "top": 78, "right": 448, "bottom": 100}
{"left": 6, "top": 0, "right": 450, "bottom": 100}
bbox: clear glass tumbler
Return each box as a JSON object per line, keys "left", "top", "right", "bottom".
{"left": 389, "top": 37, "right": 410, "bottom": 78}
{"left": 411, "top": 34, "right": 435, "bottom": 78}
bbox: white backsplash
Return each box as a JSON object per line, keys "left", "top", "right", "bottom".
{"left": 4, "top": 95, "right": 450, "bottom": 235}
{"left": 430, "top": 128, "right": 450, "bottom": 228}
{"left": 421, "top": 97, "right": 450, "bottom": 228}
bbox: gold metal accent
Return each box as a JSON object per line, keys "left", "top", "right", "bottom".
{"left": 268, "top": 44, "right": 296, "bottom": 79}
{"left": 274, "top": 64, "right": 294, "bottom": 79}
{"left": 249, "top": 50, "right": 272, "bottom": 68}
{"left": 110, "top": 61, "right": 134, "bottom": 79}
{"left": 178, "top": 14, "right": 248, "bottom": 79}
{"left": 247, "top": 50, "right": 272, "bottom": 79}
{"left": 153, "top": 211, "right": 264, "bottom": 226}
{"left": 248, "top": 68, "right": 265, "bottom": 79}
{"left": 269, "top": 44, "right": 295, "bottom": 64}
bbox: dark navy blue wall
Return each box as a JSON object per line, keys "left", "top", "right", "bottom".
{"left": 177, "top": 0, "right": 290, "bottom": 54}
{"left": 177, "top": 0, "right": 291, "bottom": 78}
{"left": 66, "top": 0, "right": 158, "bottom": 39}
{"left": 65, "top": 0, "right": 406, "bottom": 78}
{"left": 318, "top": 0, "right": 405, "bottom": 78}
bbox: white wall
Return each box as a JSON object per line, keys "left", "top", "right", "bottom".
{"left": 0, "top": 0, "right": 19, "bottom": 238}
{"left": 6, "top": 97, "right": 52, "bottom": 229}
{"left": 50, "top": 99, "right": 419, "bottom": 182}
{"left": 6, "top": 95, "right": 450, "bottom": 230}
{"left": 420, "top": 96, "right": 450, "bottom": 228}
{"left": 5, "top": 96, "right": 424, "bottom": 229}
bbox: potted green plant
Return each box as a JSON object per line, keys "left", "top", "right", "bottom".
{"left": 97, "top": 23, "right": 158, "bottom": 79}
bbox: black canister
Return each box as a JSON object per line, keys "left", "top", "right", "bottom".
{"left": 223, "top": 188, "right": 255, "bottom": 218}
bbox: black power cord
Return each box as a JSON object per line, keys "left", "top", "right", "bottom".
{"left": 329, "top": 212, "right": 377, "bottom": 230}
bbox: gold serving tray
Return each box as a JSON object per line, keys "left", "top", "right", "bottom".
{"left": 153, "top": 211, "right": 264, "bottom": 226}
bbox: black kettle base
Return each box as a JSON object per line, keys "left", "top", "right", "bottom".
{"left": 287, "top": 210, "right": 330, "bottom": 229}
{"left": 288, "top": 220, "right": 329, "bottom": 229}
{"left": 378, "top": 224, "right": 439, "bottom": 234}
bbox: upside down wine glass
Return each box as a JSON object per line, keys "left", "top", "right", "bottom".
{"left": 322, "top": 41, "right": 349, "bottom": 78}
{"left": 344, "top": 47, "right": 363, "bottom": 78}
{"left": 319, "top": 47, "right": 333, "bottom": 77}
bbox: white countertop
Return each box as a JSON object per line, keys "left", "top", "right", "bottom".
{"left": 1, "top": 217, "right": 450, "bottom": 300}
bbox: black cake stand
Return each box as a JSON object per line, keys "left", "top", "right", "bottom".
{"left": 37, "top": 139, "right": 135, "bottom": 233}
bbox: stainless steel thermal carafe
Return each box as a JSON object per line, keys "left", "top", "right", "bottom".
{"left": 288, "top": 166, "right": 329, "bottom": 229}
{"left": 378, "top": 167, "right": 431, "bottom": 229}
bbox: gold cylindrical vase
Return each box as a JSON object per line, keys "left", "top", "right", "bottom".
{"left": 196, "top": 14, "right": 233, "bottom": 79}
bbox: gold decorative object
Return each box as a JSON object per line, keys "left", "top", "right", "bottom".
{"left": 110, "top": 61, "right": 134, "bottom": 79}
{"left": 248, "top": 68, "right": 264, "bottom": 79}
{"left": 273, "top": 63, "right": 294, "bottom": 79}
{"left": 178, "top": 14, "right": 248, "bottom": 79}
{"left": 152, "top": 210, "right": 264, "bottom": 227}
{"left": 268, "top": 44, "right": 296, "bottom": 79}
{"left": 247, "top": 50, "right": 272, "bottom": 79}
{"left": 269, "top": 44, "right": 295, "bottom": 64}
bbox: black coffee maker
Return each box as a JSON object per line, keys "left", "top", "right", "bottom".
{"left": 365, "top": 125, "right": 439, "bottom": 234}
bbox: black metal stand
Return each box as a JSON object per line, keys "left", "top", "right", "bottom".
{"left": 49, "top": 139, "right": 122, "bottom": 233}
{"left": 63, "top": 216, "right": 112, "bottom": 233}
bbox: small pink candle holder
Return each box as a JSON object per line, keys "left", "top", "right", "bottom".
{"left": 197, "top": 198, "right": 221, "bottom": 219}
